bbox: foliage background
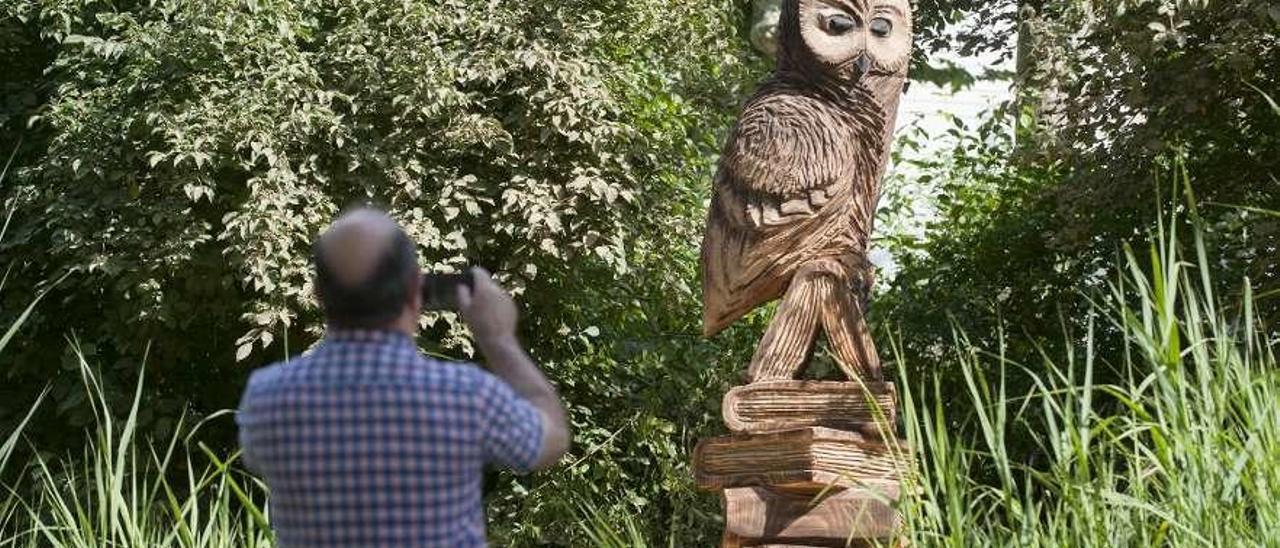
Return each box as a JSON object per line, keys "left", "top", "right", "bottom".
{"left": 878, "top": 0, "right": 1280, "bottom": 426}
{"left": 1, "top": 0, "right": 1277, "bottom": 545}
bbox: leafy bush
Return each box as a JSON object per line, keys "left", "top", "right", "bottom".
{"left": 1020, "top": 0, "right": 1279, "bottom": 311}
{"left": 0, "top": 0, "right": 759, "bottom": 410}
{"left": 883, "top": 1, "right": 1278, "bottom": 372}
{"left": 0, "top": 0, "right": 770, "bottom": 542}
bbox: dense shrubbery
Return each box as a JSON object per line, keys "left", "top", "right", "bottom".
{"left": 1, "top": 0, "right": 1277, "bottom": 545}
{"left": 0, "top": 0, "right": 759, "bottom": 417}
{"left": 0, "top": 0, "right": 768, "bottom": 542}
{"left": 879, "top": 0, "right": 1279, "bottom": 426}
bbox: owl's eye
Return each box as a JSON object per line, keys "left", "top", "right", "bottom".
{"left": 869, "top": 17, "right": 893, "bottom": 37}
{"left": 825, "top": 14, "right": 857, "bottom": 35}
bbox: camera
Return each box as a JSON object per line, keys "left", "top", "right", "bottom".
{"left": 421, "top": 268, "right": 475, "bottom": 311}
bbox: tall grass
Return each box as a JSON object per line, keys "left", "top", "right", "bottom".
{"left": 897, "top": 208, "right": 1280, "bottom": 546}
{"left": 0, "top": 341, "right": 274, "bottom": 548}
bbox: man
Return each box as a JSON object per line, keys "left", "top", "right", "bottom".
{"left": 236, "top": 208, "right": 570, "bottom": 547}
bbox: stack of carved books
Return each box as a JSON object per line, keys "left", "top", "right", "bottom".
{"left": 693, "top": 380, "right": 907, "bottom": 547}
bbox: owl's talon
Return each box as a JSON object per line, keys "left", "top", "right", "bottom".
{"left": 778, "top": 198, "right": 813, "bottom": 216}
{"left": 761, "top": 203, "right": 784, "bottom": 225}
{"left": 746, "top": 203, "right": 764, "bottom": 226}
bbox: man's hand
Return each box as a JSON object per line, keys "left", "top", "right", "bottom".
{"left": 454, "top": 267, "right": 570, "bottom": 471}
{"left": 455, "top": 267, "right": 519, "bottom": 348}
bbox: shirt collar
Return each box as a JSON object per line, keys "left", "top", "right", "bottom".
{"left": 324, "top": 327, "right": 414, "bottom": 346}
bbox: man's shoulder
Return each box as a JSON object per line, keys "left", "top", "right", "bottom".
{"left": 243, "top": 344, "right": 498, "bottom": 394}
{"left": 242, "top": 349, "right": 324, "bottom": 393}
{"left": 244, "top": 360, "right": 288, "bottom": 390}
{"left": 407, "top": 357, "right": 522, "bottom": 406}
{"left": 417, "top": 356, "right": 497, "bottom": 390}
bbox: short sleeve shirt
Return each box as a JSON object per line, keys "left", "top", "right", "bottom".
{"left": 235, "top": 329, "right": 543, "bottom": 548}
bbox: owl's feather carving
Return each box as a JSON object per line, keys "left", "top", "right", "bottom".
{"left": 713, "top": 80, "right": 884, "bottom": 230}
{"left": 702, "top": 79, "right": 884, "bottom": 336}
{"left": 699, "top": 0, "right": 911, "bottom": 383}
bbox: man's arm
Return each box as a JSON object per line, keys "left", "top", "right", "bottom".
{"left": 235, "top": 370, "right": 270, "bottom": 475}
{"left": 457, "top": 268, "right": 571, "bottom": 470}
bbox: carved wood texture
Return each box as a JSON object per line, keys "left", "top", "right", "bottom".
{"left": 697, "top": 0, "right": 913, "bottom": 545}
{"left": 723, "top": 486, "right": 899, "bottom": 542}
{"left": 700, "top": 0, "right": 912, "bottom": 384}
{"left": 693, "top": 427, "right": 909, "bottom": 491}
{"left": 723, "top": 380, "right": 896, "bottom": 432}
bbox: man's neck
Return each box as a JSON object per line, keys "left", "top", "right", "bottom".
{"left": 324, "top": 322, "right": 415, "bottom": 340}
{"left": 390, "top": 314, "right": 418, "bottom": 338}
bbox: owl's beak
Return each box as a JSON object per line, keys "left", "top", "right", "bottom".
{"left": 854, "top": 54, "right": 872, "bottom": 78}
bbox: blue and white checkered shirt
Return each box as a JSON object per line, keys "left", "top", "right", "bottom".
{"left": 236, "top": 328, "right": 543, "bottom": 548}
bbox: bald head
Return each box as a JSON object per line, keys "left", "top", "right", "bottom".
{"left": 313, "top": 208, "right": 420, "bottom": 329}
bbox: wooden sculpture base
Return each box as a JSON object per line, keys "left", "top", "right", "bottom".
{"left": 694, "top": 384, "right": 908, "bottom": 547}
{"left": 723, "top": 486, "right": 899, "bottom": 542}
{"left": 721, "top": 533, "right": 883, "bottom": 548}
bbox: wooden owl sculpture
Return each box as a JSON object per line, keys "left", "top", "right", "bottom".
{"left": 701, "top": 0, "right": 912, "bottom": 383}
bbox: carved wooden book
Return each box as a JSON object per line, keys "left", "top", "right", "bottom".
{"left": 723, "top": 380, "right": 896, "bottom": 432}
{"left": 694, "top": 427, "right": 909, "bottom": 491}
